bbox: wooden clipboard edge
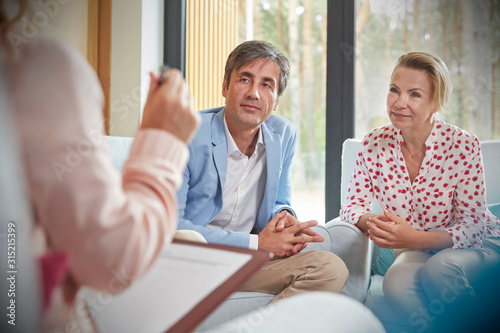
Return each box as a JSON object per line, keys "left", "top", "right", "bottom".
{"left": 166, "top": 239, "right": 272, "bottom": 333}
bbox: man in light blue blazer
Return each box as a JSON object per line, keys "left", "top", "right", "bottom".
{"left": 177, "top": 40, "right": 348, "bottom": 302}
{"left": 177, "top": 106, "right": 297, "bottom": 248}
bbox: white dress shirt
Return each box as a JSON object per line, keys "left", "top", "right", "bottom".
{"left": 208, "top": 119, "right": 267, "bottom": 249}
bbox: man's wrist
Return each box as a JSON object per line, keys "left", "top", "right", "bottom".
{"left": 279, "top": 208, "right": 295, "bottom": 217}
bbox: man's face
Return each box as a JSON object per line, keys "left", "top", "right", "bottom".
{"left": 222, "top": 58, "right": 280, "bottom": 130}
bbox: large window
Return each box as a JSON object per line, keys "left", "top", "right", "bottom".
{"left": 174, "top": 0, "right": 499, "bottom": 222}
{"left": 178, "top": 0, "right": 347, "bottom": 222}
{"left": 355, "top": 0, "right": 500, "bottom": 140}
{"left": 238, "top": 0, "right": 328, "bottom": 223}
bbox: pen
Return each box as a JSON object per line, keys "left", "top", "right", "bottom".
{"left": 158, "top": 64, "right": 171, "bottom": 85}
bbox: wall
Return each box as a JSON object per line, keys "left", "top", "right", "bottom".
{"left": 19, "top": 0, "right": 164, "bottom": 137}
{"left": 110, "top": 0, "right": 164, "bottom": 137}
{"left": 8, "top": 0, "right": 88, "bottom": 57}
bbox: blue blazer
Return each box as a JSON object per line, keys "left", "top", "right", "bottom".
{"left": 177, "top": 107, "right": 297, "bottom": 248}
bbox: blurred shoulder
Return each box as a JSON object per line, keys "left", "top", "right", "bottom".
{"left": 16, "top": 38, "right": 93, "bottom": 77}
{"left": 12, "top": 38, "right": 101, "bottom": 103}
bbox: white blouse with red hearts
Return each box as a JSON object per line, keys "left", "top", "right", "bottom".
{"left": 340, "top": 118, "right": 500, "bottom": 249}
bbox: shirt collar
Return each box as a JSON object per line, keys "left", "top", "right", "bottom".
{"left": 223, "top": 118, "right": 264, "bottom": 157}
{"left": 394, "top": 116, "right": 440, "bottom": 147}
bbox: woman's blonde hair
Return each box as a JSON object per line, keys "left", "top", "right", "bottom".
{"left": 392, "top": 52, "right": 453, "bottom": 112}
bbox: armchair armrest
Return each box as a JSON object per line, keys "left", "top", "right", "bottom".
{"left": 325, "top": 217, "right": 372, "bottom": 303}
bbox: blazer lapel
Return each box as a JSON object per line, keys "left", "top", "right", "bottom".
{"left": 257, "top": 122, "right": 281, "bottom": 229}
{"left": 212, "top": 109, "right": 228, "bottom": 188}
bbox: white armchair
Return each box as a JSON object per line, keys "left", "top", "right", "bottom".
{"left": 324, "top": 138, "right": 500, "bottom": 332}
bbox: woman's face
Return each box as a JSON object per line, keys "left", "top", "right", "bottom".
{"left": 386, "top": 66, "right": 437, "bottom": 133}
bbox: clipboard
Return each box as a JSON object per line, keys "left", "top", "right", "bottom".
{"left": 87, "top": 239, "right": 272, "bottom": 333}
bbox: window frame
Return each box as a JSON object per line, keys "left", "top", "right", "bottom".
{"left": 325, "top": 0, "right": 355, "bottom": 220}
{"left": 164, "top": 0, "right": 187, "bottom": 75}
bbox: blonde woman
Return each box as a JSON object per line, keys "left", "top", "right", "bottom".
{"left": 341, "top": 52, "right": 500, "bottom": 332}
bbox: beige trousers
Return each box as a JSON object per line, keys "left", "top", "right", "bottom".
{"left": 238, "top": 250, "right": 349, "bottom": 303}
{"left": 174, "top": 231, "right": 349, "bottom": 303}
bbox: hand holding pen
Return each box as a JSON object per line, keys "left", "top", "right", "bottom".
{"left": 140, "top": 65, "right": 200, "bottom": 144}
{"left": 158, "top": 64, "right": 171, "bottom": 85}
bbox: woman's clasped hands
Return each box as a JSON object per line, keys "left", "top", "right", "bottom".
{"left": 366, "top": 209, "right": 419, "bottom": 249}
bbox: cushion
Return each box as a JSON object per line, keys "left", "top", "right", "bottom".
{"left": 481, "top": 141, "right": 500, "bottom": 204}
{"left": 371, "top": 247, "right": 395, "bottom": 276}
{"left": 104, "top": 135, "right": 134, "bottom": 171}
{"left": 488, "top": 203, "right": 500, "bottom": 219}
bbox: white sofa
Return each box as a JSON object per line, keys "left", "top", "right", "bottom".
{"left": 325, "top": 138, "right": 500, "bottom": 332}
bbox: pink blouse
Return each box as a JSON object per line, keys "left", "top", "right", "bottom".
{"left": 340, "top": 118, "right": 500, "bottom": 249}
{"left": 11, "top": 38, "right": 188, "bottom": 328}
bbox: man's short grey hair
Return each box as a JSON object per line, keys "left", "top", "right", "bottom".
{"left": 224, "top": 40, "right": 290, "bottom": 97}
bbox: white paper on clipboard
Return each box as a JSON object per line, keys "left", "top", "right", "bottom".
{"left": 86, "top": 240, "right": 270, "bottom": 333}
